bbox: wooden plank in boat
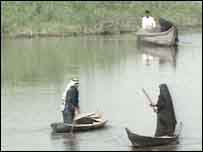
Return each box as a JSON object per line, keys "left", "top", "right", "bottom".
{"left": 74, "top": 112, "right": 95, "bottom": 120}
{"left": 75, "top": 112, "right": 102, "bottom": 120}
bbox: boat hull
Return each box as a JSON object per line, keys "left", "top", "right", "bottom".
{"left": 51, "top": 119, "right": 107, "bottom": 133}
{"left": 136, "top": 26, "right": 177, "bottom": 46}
{"left": 125, "top": 127, "right": 180, "bottom": 147}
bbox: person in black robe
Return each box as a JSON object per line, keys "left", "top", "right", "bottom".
{"left": 63, "top": 81, "right": 80, "bottom": 124}
{"left": 150, "top": 84, "right": 177, "bottom": 137}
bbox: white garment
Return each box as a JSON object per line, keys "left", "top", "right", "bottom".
{"left": 60, "top": 102, "right": 65, "bottom": 112}
{"left": 142, "top": 16, "right": 156, "bottom": 30}
{"left": 61, "top": 80, "right": 76, "bottom": 101}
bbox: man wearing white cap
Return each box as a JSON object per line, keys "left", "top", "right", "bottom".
{"left": 61, "top": 78, "right": 80, "bottom": 123}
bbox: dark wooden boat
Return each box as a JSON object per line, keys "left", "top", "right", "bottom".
{"left": 136, "top": 26, "right": 177, "bottom": 46}
{"left": 125, "top": 122, "right": 182, "bottom": 147}
{"left": 51, "top": 112, "right": 107, "bottom": 133}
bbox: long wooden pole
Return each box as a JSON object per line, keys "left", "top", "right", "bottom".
{"left": 142, "top": 88, "right": 156, "bottom": 111}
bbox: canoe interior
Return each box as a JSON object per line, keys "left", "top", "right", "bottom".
{"left": 51, "top": 112, "right": 107, "bottom": 133}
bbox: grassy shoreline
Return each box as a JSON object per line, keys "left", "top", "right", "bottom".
{"left": 2, "top": 24, "right": 202, "bottom": 39}
{"left": 2, "top": 2, "right": 202, "bottom": 38}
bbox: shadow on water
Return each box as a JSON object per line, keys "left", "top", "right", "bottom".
{"left": 137, "top": 42, "right": 178, "bottom": 69}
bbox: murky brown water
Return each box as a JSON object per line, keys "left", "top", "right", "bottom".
{"left": 1, "top": 28, "right": 202, "bottom": 151}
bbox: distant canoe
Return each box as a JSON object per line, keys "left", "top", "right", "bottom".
{"left": 136, "top": 26, "right": 177, "bottom": 46}
{"left": 51, "top": 112, "right": 107, "bottom": 133}
{"left": 125, "top": 123, "right": 182, "bottom": 147}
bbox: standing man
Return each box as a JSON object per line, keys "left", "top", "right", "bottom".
{"left": 61, "top": 78, "right": 80, "bottom": 124}
{"left": 142, "top": 10, "right": 156, "bottom": 30}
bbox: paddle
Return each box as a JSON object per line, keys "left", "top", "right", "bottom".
{"left": 142, "top": 88, "right": 157, "bottom": 112}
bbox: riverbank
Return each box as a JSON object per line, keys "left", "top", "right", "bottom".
{"left": 3, "top": 25, "right": 202, "bottom": 39}
{"left": 2, "top": 2, "right": 202, "bottom": 38}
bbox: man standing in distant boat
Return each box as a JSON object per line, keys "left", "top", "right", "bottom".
{"left": 61, "top": 78, "right": 80, "bottom": 124}
{"left": 142, "top": 10, "right": 156, "bottom": 30}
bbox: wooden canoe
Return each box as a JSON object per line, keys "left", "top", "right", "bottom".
{"left": 50, "top": 112, "right": 107, "bottom": 133}
{"left": 136, "top": 26, "right": 177, "bottom": 46}
{"left": 125, "top": 122, "right": 182, "bottom": 147}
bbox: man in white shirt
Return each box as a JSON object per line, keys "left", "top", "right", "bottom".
{"left": 142, "top": 10, "right": 156, "bottom": 30}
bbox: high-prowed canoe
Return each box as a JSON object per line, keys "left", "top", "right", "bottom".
{"left": 125, "top": 122, "right": 182, "bottom": 147}
{"left": 51, "top": 112, "right": 107, "bottom": 133}
{"left": 136, "top": 26, "right": 177, "bottom": 46}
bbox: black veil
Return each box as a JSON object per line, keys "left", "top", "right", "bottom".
{"left": 155, "top": 84, "right": 177, "bottom": 137}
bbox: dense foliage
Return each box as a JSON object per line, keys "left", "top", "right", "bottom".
{"left": 1, "top": 1, "right": 202, "bottom": 36}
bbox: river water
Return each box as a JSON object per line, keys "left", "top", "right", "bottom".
{"left": 1, "top": 28, "right": 202, "bottom": 151}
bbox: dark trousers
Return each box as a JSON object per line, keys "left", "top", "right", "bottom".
{"left": 62, "top": 110, "right": 75, "bottom": 124}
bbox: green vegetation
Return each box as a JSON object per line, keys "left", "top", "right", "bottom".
{"left": 1, "top": 1, "right": 202, "bottom": 37}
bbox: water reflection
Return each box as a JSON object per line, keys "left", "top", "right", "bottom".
{"left": 4, "top": 35, "right": 180, "bottom": 88}
{"left": 50, "top": 132, "right": 79, "bottom": 151}
{"left": 138, "top": 43, "right": 178, "bottom": 68}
